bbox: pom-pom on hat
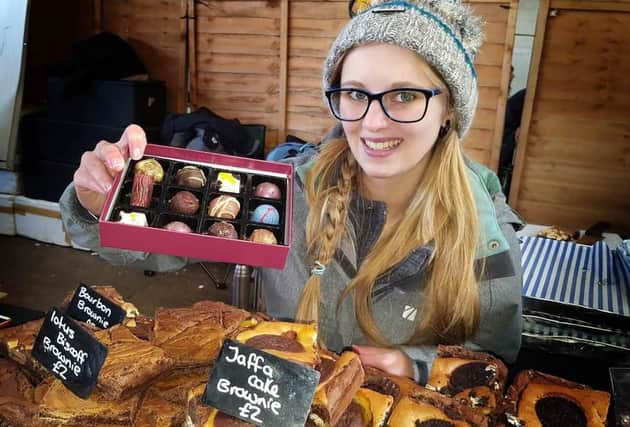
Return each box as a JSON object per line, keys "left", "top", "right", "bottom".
{"left": 324, "top": 0, "right": 485, "bottom": 137}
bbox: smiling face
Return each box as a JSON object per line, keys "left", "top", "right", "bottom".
{"left": 338, "top": 43, "right": 449, "bottom": 191}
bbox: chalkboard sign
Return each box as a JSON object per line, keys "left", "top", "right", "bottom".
{"left": 65, "top": 284, "right": 126, "bottom": 329}
{"left": 203, "top": 339, "right": 320, "bottom": 427}
{"left": 32, "top": 307, "right": 108, "bottom": 399}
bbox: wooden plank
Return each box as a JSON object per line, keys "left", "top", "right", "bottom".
{"left": 289, "top": 1, "right": 348, "bottom": 19}
{"left": 476, "top": 43, "right": 506, "bottom": 67}
{"left": 196, "top": 90, "right": 280, "bottom": 114}
{"left": 476, "top": 65, "right": 502, "bottom": 88}
{"left": 288, "top": 56, "right": 326, "bottom": 77}
{"left": 284, "top": 129, "right": 325, "bottom": 144}
{"left": 462, "top": 147, "right": 491, "bottom": 166}
{"left": 483, "top": 21, "right": 508, "bottom": 44}
{"left": 196, "top": 1, "right": 280, "bottom": 18}
{"left": 550, "top": 0, "right": 630, "bottom": 12}
{"left": 517, "top": 200, "right": 630, "bottom": 235}
{"left": 521, "top": 161, "right": 630, "bottom": 191}
{"left": 488, "top": 0, "right": 518, "bottom": 171}
{"left": 290, "top": 18, "right": 348, "bottom": 37}
{"left": 287, "top": 113, "right": 336, "bottom": 134}
{"left": 128, "top": 0, "right": 182, "bottom": 16}
{"left": 198, "top": 34, "right": 280, "bottom": 56}
{"left": 289, "top": 37, "right": 333, "bottom": 58}
{"left": 462, "top": 128, "right": 496, "bottom": 150}
{"left": 197, "top": 16, "right": 280, "bottom": 35}
{"left": 288, "top": 75, "right": 323, "bottom": 91}
{"left": 469, "top": 2, "right": 510, "bottom": 23}
{"left": 509, "top": 0, "right": 550, "bottom": 208}
{"left": 524, "top": 134, "right": 629, "bottom": 169}
{"left": 470, "top": 108, "right": 497, "bottom": 130}
{"left": 279, "top": 0, "right": 289, "bottom": 142}
{"left": 187, "top": 0, "right": 196, "bottom": 110}
{"left": 197, "top": 72, "right": 280, "bottom": 95}
{"left": 213, "top": 109, "right": 280, "bottom": 128}
{"left": 197, "top": 53, "right": 280, "bottom": 75}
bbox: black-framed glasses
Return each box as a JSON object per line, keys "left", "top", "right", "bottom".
{"left": 325, "top": 87, "right": 442, "bottom": 123}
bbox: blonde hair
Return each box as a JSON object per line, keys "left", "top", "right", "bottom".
{"left": 296, "top": 58, "right": 480, "bottom": 346}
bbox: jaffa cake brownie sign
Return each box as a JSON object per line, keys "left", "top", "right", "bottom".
{"left": 65, "top": 284, "right": 126, "bottom": 329}
{"left": 203, "top": 339, "right": 320, "bottom": 426}
{"left": 32, "top": 308, "right": 108, "bottom": 399}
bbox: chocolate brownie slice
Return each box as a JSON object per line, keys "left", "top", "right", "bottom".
{"left": 36, "top": 378, "right": 142, "bottom": 425}
{"left": 94, "top": 324, "right": 174, "bottom": 400}
{"left": 0, "top": 319, "right": 49, "bottom": 383}
{"left": 427, "top": 345, "right": 508, "bottom": 416}
{"left": 152, "top": 301, "right": 250, "bottom": 368}
{"left": 504, "top": 370, "right": 610, "bottom": 427}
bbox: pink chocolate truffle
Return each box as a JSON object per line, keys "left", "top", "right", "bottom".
{"left": 163, "top": 221, "right": 193, "bottom": 233}
{"left": 254, "top": 181, "right": 282, "bottom": 200}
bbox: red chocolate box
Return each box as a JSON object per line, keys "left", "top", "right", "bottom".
{"left": 99, "top": 144, "right": 293, "bottom": 269}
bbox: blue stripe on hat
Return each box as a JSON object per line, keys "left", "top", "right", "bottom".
{"left": 361, "top": 0, "right": 477, "bottom": 79}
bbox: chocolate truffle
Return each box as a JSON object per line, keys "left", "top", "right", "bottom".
{"left": 208, "top": 221, "right": 238, "bottom": 239}
{"left": 208, "top": 195, "right": 241, "bottom": 219}
{"left": 130, "top": 158, "right": 164, "bottom": 208}
{"left": 250, "top": 204, "right": 280, "bottom": 225}
{"left": 169, "top": 191, "right": 200, "bottom": 215}
{"left": 163, "top": 221, "right": 193, "bottom": 233}
{"left": 249, "top": 228, "right": 277, "bottom": 245}
{"left": 118, "top": 211, "right": 148, "bottom": 227}
{"left": 217, "top": 172, "right": 240, "bottom": 193}
{"left": 254, "top": 181, "right": 282, "bottom": 200}
{"left": 176, "top": 165, "right": 206, "bottom": 188}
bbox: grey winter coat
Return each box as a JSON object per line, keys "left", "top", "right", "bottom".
{"left": 59, "top": 154, "right": 524, "bottom": 383}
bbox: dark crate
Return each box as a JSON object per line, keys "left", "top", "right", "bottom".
{"left": 20, "top": 113, "right": 160, "bottom": 165}
{"left": 47, "top": 77, "right": 166, "bottom": 127}
{"left": 22, "top": 158, "right": 77, "bottom": 202}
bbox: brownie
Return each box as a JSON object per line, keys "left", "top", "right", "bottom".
{"left": 145, "top": 366, "right": 211, "bottom": 405}
{"left": 427, "top": 345, "right": 508, "bottom": 416}
{"left": 134, "top": 393, "right": 186, "bottom": 426}
{"left": 0, "top": 319, "right": 49, "bottom": 383}
{"left": 0, "top": 358, "right": 38, "bottom": 426}
{"left": 388, "top": 385, "right": 489, "bottom": 427}
{"left": 152, "top": 301, "right": 250, "bottom": 368}
{"left": 187, "top": 384, "right": 254, "bottom": 427}
{"left": 36, "top": 378, "right": 141, "bottom": 425}
{"left": 94, "top": 324, "right": 174, "bottom": 400}
{"left": 307, "top": 351, "right": 365, "bottom": 427}
{"left": 504, "top": 370, "right": 610, "bottom": 427}
{"left": 234, "top": 319, "right": 320, "bottom": 367}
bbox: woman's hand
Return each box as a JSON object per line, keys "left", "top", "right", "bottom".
{"left": 352, "top": 345, "right": 414, "bottom": 378}
{"left": 73, "top": 124, "right": 147, "bottom": 216}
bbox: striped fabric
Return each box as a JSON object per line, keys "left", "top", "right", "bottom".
{"left": 520, "top": 236, "right": 630, "bottom": 316}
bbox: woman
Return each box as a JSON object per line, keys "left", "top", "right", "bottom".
{"left": 60, "top": 0, "right": 524, "bottom": 384}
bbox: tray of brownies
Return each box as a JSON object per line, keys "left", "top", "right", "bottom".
{"left": 0, "top": 284, "right": 613, "bottom": 426}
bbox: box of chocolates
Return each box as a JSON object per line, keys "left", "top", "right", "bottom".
{"left": 99, "top": 144, "right": 293, "bottom": 269}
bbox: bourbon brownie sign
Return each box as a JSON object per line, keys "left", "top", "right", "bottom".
{"left": 203, "top": 339, "right": 320, "bottom": 426}
{"left": 32, "top": 307, "right": 108, "bottom": 399}
{"left": 65, "top": 284, "right": 126, "bottom": 329}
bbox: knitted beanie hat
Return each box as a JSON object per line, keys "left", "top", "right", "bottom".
{"left": 323, "top": 0, "right": 485, "bottom": 137}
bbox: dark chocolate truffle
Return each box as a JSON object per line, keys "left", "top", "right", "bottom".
{"left": 176, "top": 165, "right": 206, "bottom": 188}
{"left": 208, "top": 221, "right": 238, "bottom": 239}
{"left": 208, "top": 195, "right": 240, "bottom": 219}
{"left": 163, "top": 221, "right": 193, "bottom": 233}
{"left": 249, "top": 228, "right": 277, "bottom": 245}
{"left": 254, "top": 181, "right": 282, "bottom": 200}
{"left": 169, "top": 190, "right": 200, "bottom": 215}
